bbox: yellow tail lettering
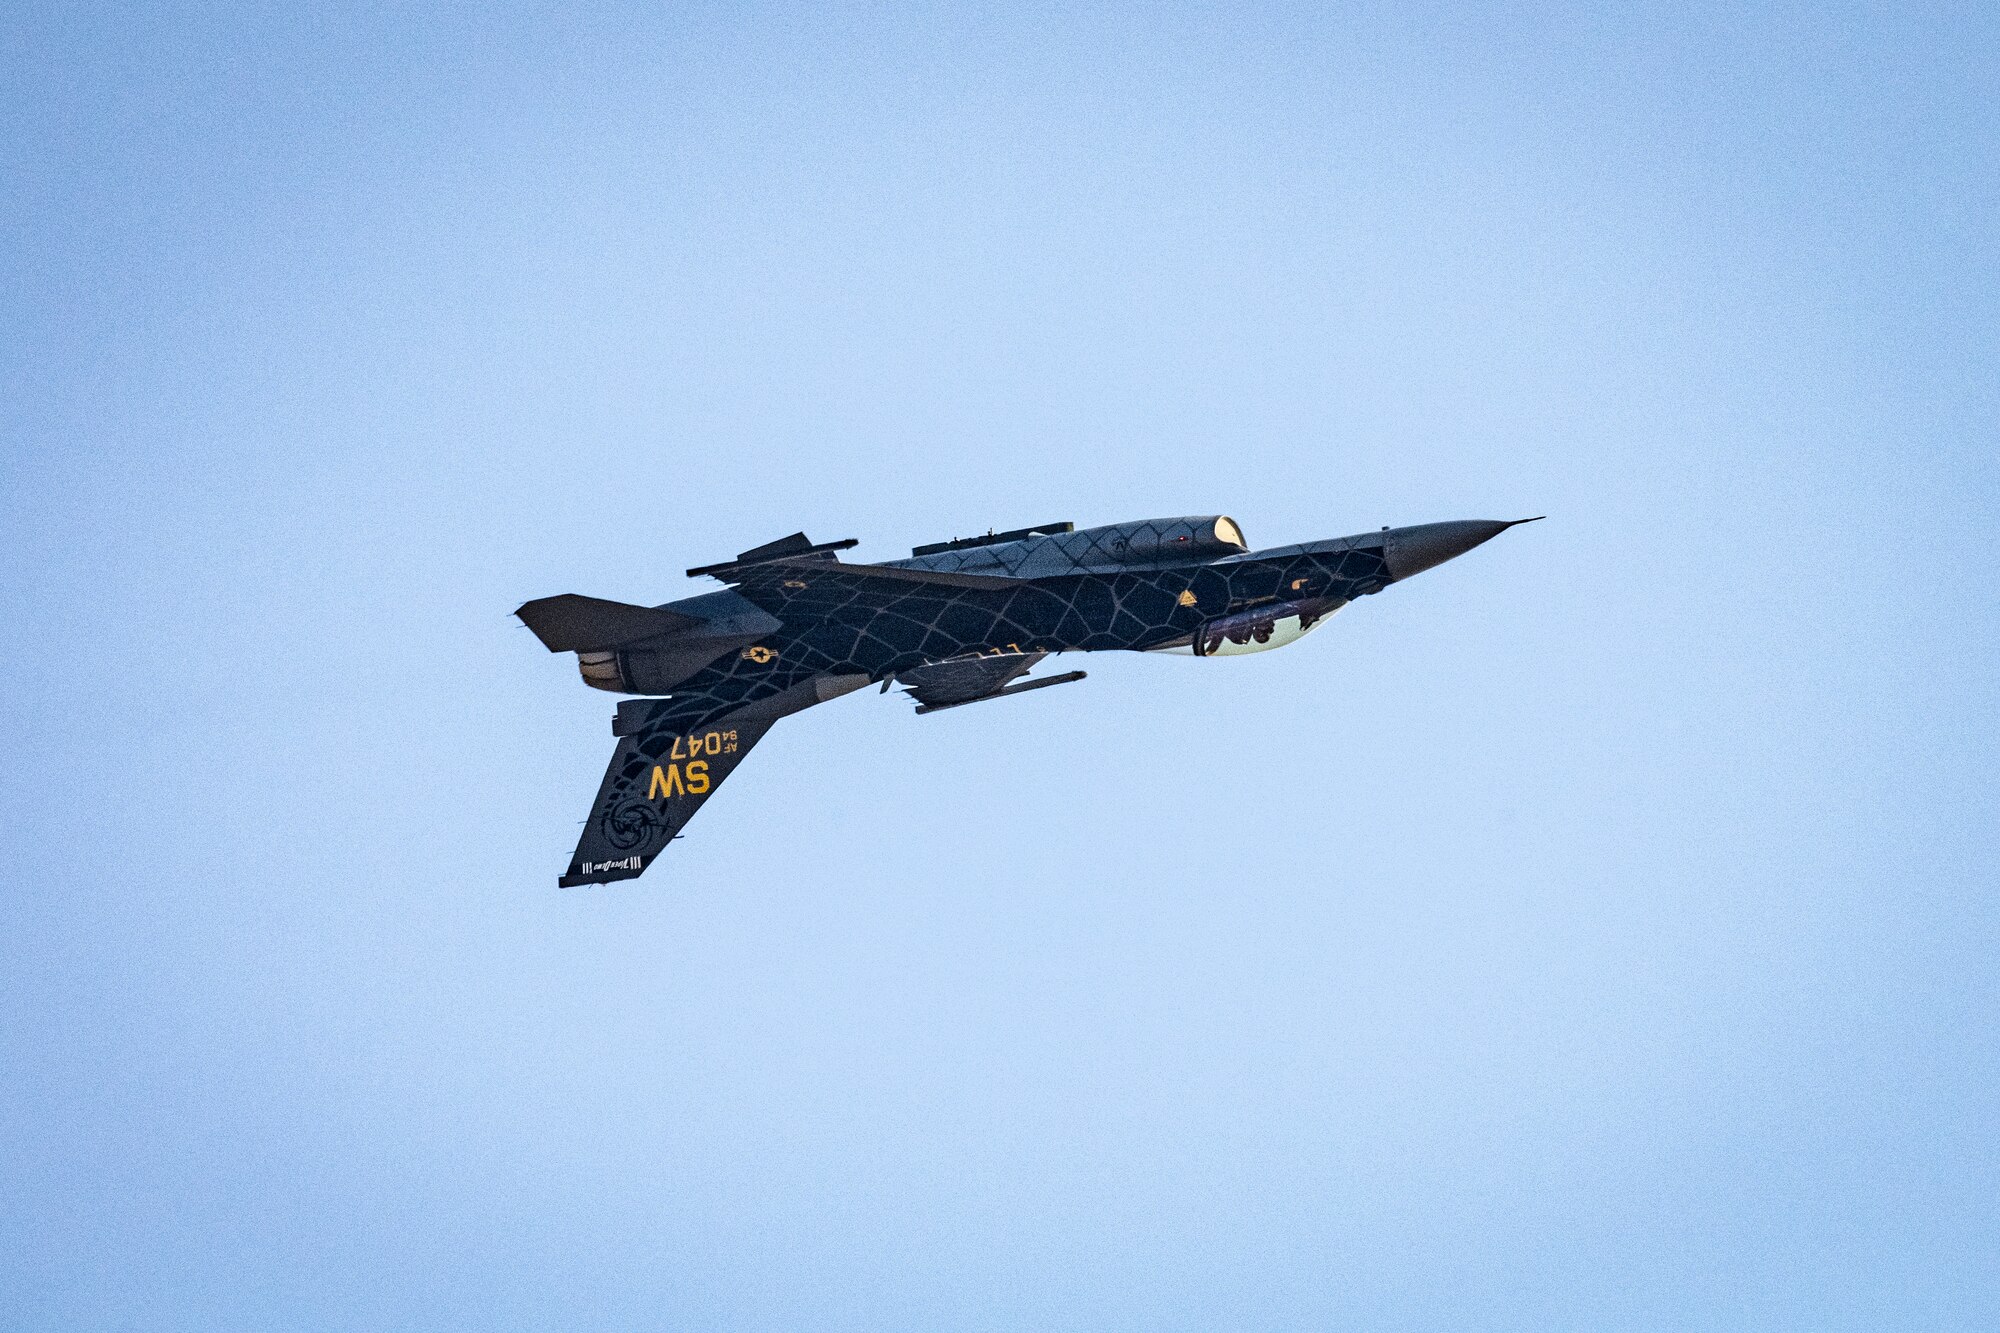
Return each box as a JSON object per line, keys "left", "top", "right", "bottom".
{"left": 648, "top": 764, "right": 687, "bottom": 799}
{"left": 686, "top": 760, "right": 710, "bottom": 795}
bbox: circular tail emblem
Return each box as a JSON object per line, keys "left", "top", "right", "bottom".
{"left": 602, "top": 798, "right": 665, "bottom": 850}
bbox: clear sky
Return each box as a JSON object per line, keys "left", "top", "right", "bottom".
{"left": 4, "top": 2, "right": 1995, "bottom": 1327}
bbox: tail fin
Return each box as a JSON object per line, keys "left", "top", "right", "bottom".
{"left": 557, "top": 674, "right": 868, "bottom": 886}
{"left": 516, "top": 594, "right": 700, "bottom": 653}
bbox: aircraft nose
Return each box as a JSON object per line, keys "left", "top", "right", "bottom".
{"left": 1381, "top": 518, "right": 1541, "bottom": 581}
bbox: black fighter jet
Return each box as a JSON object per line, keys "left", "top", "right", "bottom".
{"left": 519, "top": 515, "right": 1537, "bottom": 885}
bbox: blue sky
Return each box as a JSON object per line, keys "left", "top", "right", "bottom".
{"left": 4, "top": 3, "right": 1995, "bottom": 1327}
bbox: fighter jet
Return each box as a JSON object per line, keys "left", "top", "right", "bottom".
{"left": 519, "top": 514, "right": 1537, "bottom": 885}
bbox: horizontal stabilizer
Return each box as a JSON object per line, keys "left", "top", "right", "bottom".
{"left": 515, "top": 594, "right": 701, "bottom": 653}
{"left": 687, "top": 533, "right": 859, "bottom": 579}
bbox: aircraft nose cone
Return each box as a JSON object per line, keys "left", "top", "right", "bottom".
{"left": 1382, "top": 518, "right": 1541, "bottom": 581}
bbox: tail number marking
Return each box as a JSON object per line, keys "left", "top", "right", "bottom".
{"left": 649, "top": 761, "right": 710, "bottom": 799}
{"left": 647, "top": 730, "right": 736, "bottom": 799}
{"left": 666, "top": 730, "right": 736, "bottom": 760}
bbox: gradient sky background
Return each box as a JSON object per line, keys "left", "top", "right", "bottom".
{"left": 4, "top": 3, "right": 1996, "bottom": 1328}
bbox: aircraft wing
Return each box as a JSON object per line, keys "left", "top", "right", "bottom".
{"left": 894, "top": 651, "right": 1086, "bottom": 714}
{"left": 715, "top": 557, "right": 1024, "bottom": 593}
{"left": 897, "top": 652, "right": 1045, "bottom": 709}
